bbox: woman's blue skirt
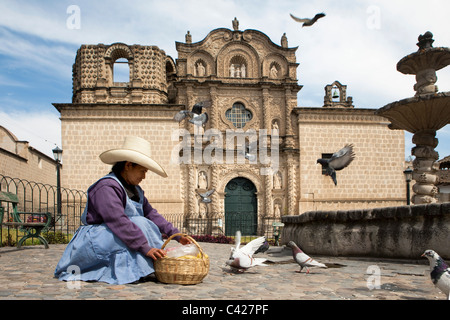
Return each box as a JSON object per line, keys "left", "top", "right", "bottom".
{"left": 54, "top": 216, "right": 164, "bottom": 285}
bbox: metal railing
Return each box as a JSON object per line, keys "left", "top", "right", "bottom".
{"left": 0, "top": 174, "right": 87, "bottom": 246}
{"left": 0, "top": 174, "right": 283, "bottom": 246}
{"left": 161, "top": 212, "right": 283, "bottom": 244}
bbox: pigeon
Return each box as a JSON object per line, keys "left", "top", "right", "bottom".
{"left": 317, "top": 144, "right": 355, "bottom": 186}
{"left": 254, "top": 240, "right": 270, "bottom": 254}
{"left": 290, "top": 13, "right": 326, "bottom": 27}
{"left": 196, "top": 189, "right": 215, "bottom": 203}
{"left": 173, "top": 100, "right": 212, "bottom": 126}
{"left": 286, "top": 241, "right": 327, "bottom": 273}
{"left": 422, "top": 249, "right": 450, "bottom": 299}
{"left": 238, "top": 140, "right": 257, "bottom": 161}
{"left": 226, "top": 231, "right": 267, "bottom": 272}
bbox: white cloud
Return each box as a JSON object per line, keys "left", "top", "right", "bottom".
{"left": 0, "top": 0, "right": 449, "bottom": 159}
{"left": 0, "top": 109, "right": 61, "bottom": 158}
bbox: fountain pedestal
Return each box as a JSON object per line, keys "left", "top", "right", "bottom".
{"left": 376, "top": 32, "right": 450, "bottom": 204}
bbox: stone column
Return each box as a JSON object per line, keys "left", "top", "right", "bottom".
{"left": 187, "top": 165, "right": 197, "bottom": 215}
{"left": 210, "top": 163, "right": 220, "bottom": 214}
{"left": 286, "top": 154, "right": 297, "bottom": 215}
{"left": 262, "top": 87, "right": 271, "bottom": 131}
{"left": 284, "top": 88, "right": 295, "bottom": 148}
{"left": 264, "top": 168, "right": 273, "bottom": 217}
{"left": 411, "top": 130, "right": 439, "bottom": 204}
{"left": 209, "top": 86, "right": 219, "bottom": 130}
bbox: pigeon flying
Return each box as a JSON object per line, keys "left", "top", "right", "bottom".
{"left": 173, "top": 100, "right": 212, "bottom": 126}
{"left": 196, "top": 189, "right": 215, "bottom": 203}
{"left": 287, "top": 241, "right": 327, "bottom": 273}
{"left": 238, "top": 140, "right": 257, "bottom": 162}
{"left": 290, "top": 13, "right": 326, "bottom": 27}
{"left": 317, "top": 144, "right": 355, "bottom": 186}
{"left": 422, "top": 249, "right": 450, "bottom": 300}
{"left": 226, "top": 231, "right": 267, "bottom": 272}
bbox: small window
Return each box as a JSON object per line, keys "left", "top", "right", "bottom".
{"left": 113, "top": 58, "right": 130, "bottom": 83}
{"left": 225, "top": 103, "right": 253, "bottom": 128}
{"left": 321, "top": 153, "right": 333, "bottom": 175}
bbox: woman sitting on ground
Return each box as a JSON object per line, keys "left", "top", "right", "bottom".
{"left": 54, "top": 136, "right": 190, "bottom": 284}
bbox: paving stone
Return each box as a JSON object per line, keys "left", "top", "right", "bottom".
{"left": 0, "top": 243, "right": 446, "bottom": 301}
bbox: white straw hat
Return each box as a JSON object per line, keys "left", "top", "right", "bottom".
{"left": 99, "top": 136, "right": 168, "bottom": 178}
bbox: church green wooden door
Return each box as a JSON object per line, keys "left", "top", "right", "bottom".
{"left": 224, "top": 178, "right": 257, "bottom": 236}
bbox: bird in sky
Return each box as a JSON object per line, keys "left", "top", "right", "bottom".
{"left": 196, "top": 189, "right": 215, "bottom": 203}
{"left": 226, "top": 231, "right": 267, "bottom": 272}
{"left": 422, "top": 249, "right": 450, "bottom": 299}
{"left": 317, "top": 144, "right": 355, "bottom": 186}
{"left": 173, "top": 100, "right": 212, "bottom": 126}
{"left": 287, "top": 241, "right": 327, "bottom": 273}
{"left": 290, "top": 13, "right": 326, "bottom": 27}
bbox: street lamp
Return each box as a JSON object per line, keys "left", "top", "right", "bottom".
{"left": 403, "top": 167, "right": 413, "bottom": 205}
{"left": 52, "top": 146, "right": 63, "bottom": 216}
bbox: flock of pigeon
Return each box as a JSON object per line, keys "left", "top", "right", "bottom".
{"left": 173, "top": 13, "right": 450, "bottom": 299}
{"left": 225, "top": 231, "right": 328, "bottom": 274}
{"left": 225, "top": 232, "right": 450, "bottom": 299}
{"left": 175, "top": 100, "right": 355, "bottom": 187}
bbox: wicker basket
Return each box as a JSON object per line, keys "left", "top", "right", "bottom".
{"left": 154, "top": 233, "right": 210, "bottom": 285}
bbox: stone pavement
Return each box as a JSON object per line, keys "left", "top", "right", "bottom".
{"left": 0, "top": 242, "right": 445, "bottom": 302}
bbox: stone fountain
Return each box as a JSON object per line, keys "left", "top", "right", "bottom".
{"left": 376, "top": 32, "right": 450, "bottom": 204}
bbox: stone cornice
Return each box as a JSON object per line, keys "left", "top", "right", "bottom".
{"left": 53, "top": 103, "right": 184, "bottom": 121}
{"left": 295, "top": 107, "right": 391, "bottom": 125}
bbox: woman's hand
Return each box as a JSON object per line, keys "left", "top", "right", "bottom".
{"left": 146, "top": 248, "right": 166, "bottom": 260}
{"left": 178, "top": 236, "right": 192, "bottom": 245}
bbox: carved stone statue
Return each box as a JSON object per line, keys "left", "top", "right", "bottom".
{"left": 185, "top": 31, "right": 192, "bottom": 44}
{"left": 270, "top": 65, "right": 278, "bottom": 78}
{"left": 198, "top": 171, "right": 208, "bottom": 189}
{"left": 281, "top": 33, "right": 288, "bottom": 48}
{"left": 232, "top": 17, "right": 239, "bottom": 31}
{"left": 229, "top": 64, "right": 235, "bottom": 77}
{"left": 274, "top": 203, "right": 281, "bottom": 217}
{"left": 241, "top": 64, "right": 246, "bottom": 78}
{"left": 196, "top": 62, "right": 205, "bottom": 77}
{"left": 272, "top": 121, "right": 279, "bottom": 136}
{"left": 273, "top": 171, "right": 282, "bottom": 189}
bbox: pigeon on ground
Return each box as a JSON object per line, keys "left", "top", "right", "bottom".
{"left": 226, "top": 231, "right": 267, "bottom": 272}
{"left": 287, "top": 241, "right": 327, "bottom": 273}
{"left": 254, "top": 240, "right": 270, "bottom": 254}
{"left": 196, "top": 189, "right": 215, "bottom": 203}
{"left": 422, "top": 249, "right": 450, "bottom": 300}
{"left": 290, "top": 13, "right": 326, "bottom": 27}
{"left": 173, "top": 100, "right": 212, "bottom": 126}
{"left": 317, "top": 144, "right": 355, "bottom": 186}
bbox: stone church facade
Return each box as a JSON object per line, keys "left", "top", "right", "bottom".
{"left": 53, "top": 19, "right": 405, "bottom": 226}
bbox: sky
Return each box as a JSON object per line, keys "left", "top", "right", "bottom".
{"left": 0, "top": 0, "right": 449, "bottom": 160}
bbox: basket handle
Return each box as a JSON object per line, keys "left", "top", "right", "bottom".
{"left": 161, "top": 233, "right": 207, "bottom": 262}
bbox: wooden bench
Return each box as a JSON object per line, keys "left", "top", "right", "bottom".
{"left": 0, "top": 191, "right": 52, "bottom": 249}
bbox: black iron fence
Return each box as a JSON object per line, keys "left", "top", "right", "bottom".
{"left": 161, "top": 213, "right": 283, "bottom": 244}
{"left": 0, "top": 174, "right": 283, "bottom": 246}
{"left": 0, "top": 174, "right": 87, "bottom": 246}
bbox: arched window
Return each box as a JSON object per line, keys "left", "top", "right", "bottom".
{"left": 225, "top": 103, "right": 253, "bottom": 128}
{"left": 113, "top": 58, "right": 130, "bottom": 83}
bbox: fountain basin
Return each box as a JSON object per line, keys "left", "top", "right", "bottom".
{"left": 376, "top": 92, "right": 450, "bottom": 133}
